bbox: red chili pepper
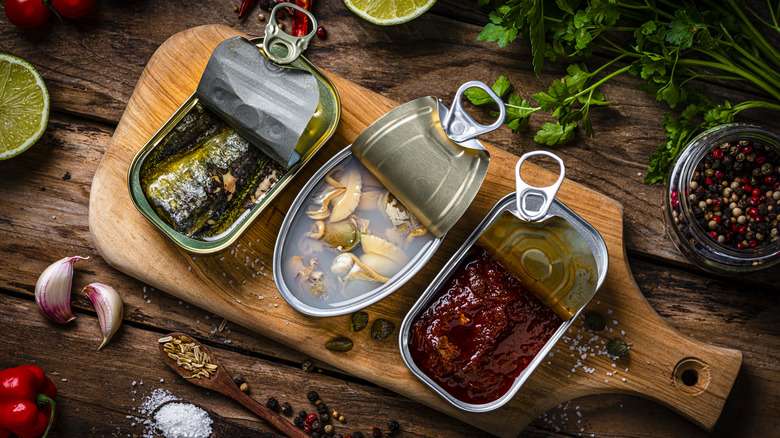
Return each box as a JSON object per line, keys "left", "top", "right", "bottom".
{"left": 238, "top": 0, "right": 256, "bottom": 19}
{"left": 292, "top": 0, "right": 312, "bottom": 37}
{"left": 0, "top": 365, "right": 57, "bottom": 438}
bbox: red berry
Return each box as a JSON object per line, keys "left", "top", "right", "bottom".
{"left": 316, "top": 26, "right": 327, "bottom": 38}
{"left": 670, "top": 190, "right": 678, "bottom": 200}
{"left": 725, "top": 232, "right": 732, "bottom": 241}
{"left": 713, "top": 216, "right": 721, "bottom": 224}
{"left": 739, "top": 226, "right": 748, "bottom": 235}
{"left": 731, "top": 224, "right": 739, "bottom": 232}
{"left": 741, "top": 176, "right": 750, "bottom": 184}
{"left": 306, "top": 414, "right": 318, "bottom": 424}
{"left": 774, "top": 181, "right": 780, "bottom": 190}
{"left": 748, "top": 207, "right": 759, "bottom": 217}
{"left": 713, "top": 149, "right": 724, "bottom": 159}
{"left": 744, "top": 184, "right": 753, "bottom": 193}
{"left": 764, "top": 176, "right": 776, "bottom": 185}
{"left": 756, "top": 156, "right": 767, "bottom": 164}
{"left": 671, "top": 199, "right": 680, "bottom": 208}
{"left": 749, "top": 197, "right": 760, "bottom": 206}
{"left": 755, "top": 215, "right": 764, "bottom": 223}
{"left": 373, "top": 427, "right": 382, "bottom": 437}
{"left": 303, "top": 425, "right": 313, "bottom": 434}
{"left": 742, "top": 145, "right": 753, "bottom": 154}
{"left": 760, "top": 195, "right": 767, "bottom": 203}
{"left": 711, "top": 198, "right": 722, "bottom": 208}
{"left": 752, "top": 188, "right": 761, "bottom": 196}
{"left": 736, "top": 242, "right": 745, "bottom": 249}
{"left": 749, "top": 240, "right": 758, "bottom": 248}
{"left": 714, "top": 170, "right": 724, "bottom": 179}
{"left": 709, "top": 231, "right": 718, "bottom": 239}
{"left": 705, "top": 177, "right": 713, "bottom": 186}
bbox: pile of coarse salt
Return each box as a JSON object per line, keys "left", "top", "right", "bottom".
{"left": 154, "top": 402, "right": 213, "bottom": 438}
{"left": 127, "top": 387, "right": 212, "bottom": 438}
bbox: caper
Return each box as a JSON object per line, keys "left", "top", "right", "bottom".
{"left": 325, "top": 337, "right": 354, "bottom": 352}
{"left": 584, "top": 311, "right": 606, "bottom": 331}
{"left": 350, "top": 311, "right": 369, "bottom": 332}
{"left": 607, "top": 337, "right": 631, "bottom": 357}
{"left": 370, "top": 318, "right": 395, "bottom": 341}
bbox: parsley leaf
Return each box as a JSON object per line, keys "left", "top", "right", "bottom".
{"left": 535, "top": 122, "right": 577, "bottom": 145}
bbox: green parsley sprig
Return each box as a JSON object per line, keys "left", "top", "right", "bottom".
{"left": 472, "top": 0, "right": 780, "bottom": 183}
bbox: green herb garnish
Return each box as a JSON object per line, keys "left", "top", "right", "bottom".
{"left": 471, "top": 0, "right": 780, "bottom": 183}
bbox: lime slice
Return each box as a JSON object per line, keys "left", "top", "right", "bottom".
{"left": 0, "top": 53, "right": 50, "bottom": 160}
{"left": 343, "top": 0, "right": 436, "bottom": 25}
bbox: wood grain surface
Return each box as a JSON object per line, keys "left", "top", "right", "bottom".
{"left": 88, "top": 24, "right": 741, "bottom": 437}
{"left": 1, "top": 2, "right": 779, "bottom": 437}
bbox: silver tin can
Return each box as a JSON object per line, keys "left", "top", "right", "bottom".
{"left": 399, "top": 152, "right": 609, "bottom": 412}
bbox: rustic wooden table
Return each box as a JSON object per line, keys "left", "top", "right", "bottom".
{"left": 1, "top": 1, "right": 778, "bottom": 437}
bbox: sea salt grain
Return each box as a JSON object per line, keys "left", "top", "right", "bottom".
{"left": 154, "top": 402, "right": 212, "bottom": 438}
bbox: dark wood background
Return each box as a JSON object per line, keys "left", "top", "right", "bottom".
{"left": 1, "top": 1, "right": 778, "bottom": 437}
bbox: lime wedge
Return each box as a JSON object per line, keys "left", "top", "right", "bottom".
{"left": 343, "top": 0, "right": 436, "bottom": 25}
{"left": 0, "top": 53, "right": 50, "bottom": 160}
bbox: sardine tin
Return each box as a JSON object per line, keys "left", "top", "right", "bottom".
{"left": 273, "top": 82, "right": 506, "bottom": 316}
{"left": 127, "top": 37, "right": 340, "bottom": 253}
{"left": 399, "top": 156, "right": 609, "bottom": 412}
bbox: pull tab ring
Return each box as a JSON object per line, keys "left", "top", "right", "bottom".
{"left": 263, "top": 3, "right": 317, "bottom": 65}
{"left": 515, "top": 151, "right": 566, "bottom": 222}
{"left": 442, "top": 81, "right": 506, "bottom": 144}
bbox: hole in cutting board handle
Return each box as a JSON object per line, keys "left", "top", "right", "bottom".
{"left": 672, "top": 357, "right": 711, "bottom": 395}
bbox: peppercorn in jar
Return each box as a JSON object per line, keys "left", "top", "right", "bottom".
{"left": 664, "top": 124, "right": 780, "bottom": 272}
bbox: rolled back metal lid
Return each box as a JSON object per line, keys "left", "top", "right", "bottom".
{"left": 476, "top": 151, "right": 603, "bottom": 320}
{"left": 196, "top": 36, "right": 320, "bottom": 168}
{"left": 351, "top": 83, "right": 503, "bottom": 238}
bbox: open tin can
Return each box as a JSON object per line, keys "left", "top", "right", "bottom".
{"left": 273, "top": 82, "right": 506, "bottom": 316}
{"left": 127, "top": 11, "right": 340, "bottom": 253}
{"left": 399, "top": 151, "right": 609, "bottom": 412}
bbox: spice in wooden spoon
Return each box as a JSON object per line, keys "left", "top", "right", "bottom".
{"left": 157, "top": 333, "right": 308, "bottom": 438}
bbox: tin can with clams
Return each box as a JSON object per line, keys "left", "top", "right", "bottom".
{"left": 273, "top": 82, "right": 506, "bottom": 316}
{"left": 399, "top": 151, "right": 609, "bottom": 412}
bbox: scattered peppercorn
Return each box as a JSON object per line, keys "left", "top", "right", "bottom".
{"left": 299, "top": 410, "right": 308, "bottom": 418}
{"left": 281, "top": 402, "right": 293, "bottom": 416}
{"left": 306, "top": 413, "right": 319, "bottom": 424}
{"left": 233, "top": 5, "right": 239, "bottom": 12}
{"left": 338, "top": 415, "right": 346, "bottom": 423}
{"left": 307, "top": 390, "right": 319, "bottom": 402}
{"left": 372, "top": 427, "right": 382, "bottom": 437}
{"left": 239, "top": 382, "right": 249, "bottom": 393}
{"left": 333, "top": 435, "right": 343, "bottom": 438}
{"left": 320, "top": 413, "right": 330, "bottom": 423}
{"left": 311, "top": 432, "right": 322, "bottom": 438}
{"left": 266, "top": 397, "right": 280, "bottom": 412}
{"left": 303, "top": 425, "right": 313, "bottom": 435}
{"left": 352, "top": 433, "right": 364, "bottom": 438}
{"left": 312, "top": 420, "right": 323, "bottom": 431}
{"left": 387, "top": 420, "right": 399, "bottom": 432}
{"left": 607, "top": 337, "right": 631, "bottom": 358}
{"left": 324, "top": 425, "right": 334, "bottom": 434}
{"left": 302, "top": 359, "right": 315, "bottom": 373}
{"left": 232, "top": 374, "right": 246, "bottom": 386}
{"left": 294, "top": 417, "right": 305, "bottom": 427}
{"left": 317, "top": 26, "right": 327, "bottom": 39}
{"left": 258, "top": 13, "right": 264, "bottom": 20}
{"left": 317, "top": 404, "right": 328, "bottom": 415}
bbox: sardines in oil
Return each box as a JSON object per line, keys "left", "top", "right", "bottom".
{"left": 140, "top": 103, "right": 285, "bottom": 239}
{"left": 280, "top": 156, "right": 434, "bottom": 307}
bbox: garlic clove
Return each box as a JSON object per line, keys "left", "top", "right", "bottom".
{"left": 35, "top": 256, "right": 88, "bottom": 323}
{"left": 82, "top": 283, "right": 124, "bottom": 350}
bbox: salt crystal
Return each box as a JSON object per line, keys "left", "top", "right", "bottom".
{"left": 259, "top": 295, "right": 264, "bottom": 300}
{"left": 154, "top": 402, "right": 212, "bottom": 438}
{"left": 62, "top": 378, "right": 67, "bottom": 382}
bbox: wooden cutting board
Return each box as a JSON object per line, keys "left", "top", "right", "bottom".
{"left": 89, "top": 25, "right": 742, "bottom": 437}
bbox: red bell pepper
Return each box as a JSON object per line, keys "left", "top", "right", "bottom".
{"left": 0, "top": 365, "right": 57, "bottom": 438}
{"left": 292, "top": 0, "right": 312, "bottom": 37}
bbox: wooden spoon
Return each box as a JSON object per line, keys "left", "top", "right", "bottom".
{"left": 153, "top": 400, "right": 282, "bottom": 438}
{"left": 157, "top": 332, "right": 307, "bottom": 438}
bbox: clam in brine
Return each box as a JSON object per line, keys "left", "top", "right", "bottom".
{"left": 281, "top": 155, "right": 435, "bottom": 307}
{"left": 274, "top": 81, "right": 507, "bottom": 316}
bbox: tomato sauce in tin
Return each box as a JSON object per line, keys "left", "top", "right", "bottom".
{"left": 408, "top": 247, "right": 562, "bottom": 404}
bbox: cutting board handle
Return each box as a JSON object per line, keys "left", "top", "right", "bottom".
{"left": 602, "top": 255, "right": 743, "bottom": 432}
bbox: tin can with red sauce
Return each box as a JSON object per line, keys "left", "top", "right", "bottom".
{"left": 399, "top": 151, "right": 609, "bottom": 412}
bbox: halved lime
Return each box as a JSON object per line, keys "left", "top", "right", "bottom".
{"left": 343, "top": 0, "right": 436, "bottom": 25}
{"left": 0, "top": 53, "right": 50, "bottom": 160}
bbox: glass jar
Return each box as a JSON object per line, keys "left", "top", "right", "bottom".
{"left": 664, "top": 123, "right": 780, "bottom": 273}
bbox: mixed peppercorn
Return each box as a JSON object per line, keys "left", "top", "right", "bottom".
{"left": 671, "top": 138, "right": 780, "bottom": 250}
{"left": 285, "top": 389, "right": 401, "bottom": 437}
